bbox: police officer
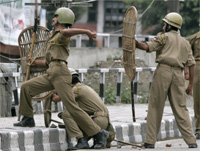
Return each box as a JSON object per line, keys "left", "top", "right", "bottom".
{"left": 52, "top": 68, "right": 115, "bottom": 149}
{"left": 135, "top": 12, "right": 197, "bottom": 148}
{"left": 185, "top": 29, "right": 200, "bottom": 139}
{"left": 14, "top": 7, "right": 109, "bottom": 149}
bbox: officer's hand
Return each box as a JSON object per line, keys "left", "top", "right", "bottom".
{"left": 27, "top": 57, "right": 36, "bottom": 66}
{"left": 88, "top": 31, "right": 96, "bottom": 40}
{"left": 135, "top": 40, "right": 139, "bottom": 48}
{"left": 52, "top": 94, "right": 61, "bottom": 102}
{"left": 184, "top": 73, "right": 189, "bottom": 80}
{"left": 186, "top": 84, "right": 192, "bottom": 95}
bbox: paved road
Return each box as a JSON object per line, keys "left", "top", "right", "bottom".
{"left": 88, "top": 139, "right": 200, "bottom": 151}
{"left": 1, "top": 100, "right": 198, "bottom": 151}
{"left": 0, "top": 102, "right": 194, "bottom": 130}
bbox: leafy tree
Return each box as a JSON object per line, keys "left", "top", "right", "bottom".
{"left": 180, "top": 0, "right": 199, "bottom": 37}
{"left": 123, "top": 0, "right": 199, "bottom": 36}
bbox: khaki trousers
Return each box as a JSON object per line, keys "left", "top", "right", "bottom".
{"left": 193, "top": 61, "right": 200, "bottom": 133}
{"left": 62, "top": 111, "right": 108, "bottom": 139}
{"left": 145, "top": 64, "right": 196, "bottom": 145}
{"left": 19, "top": 62, "right": 100, "bottom": 136}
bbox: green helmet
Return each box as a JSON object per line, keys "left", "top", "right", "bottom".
{"left": 54, "top": 7, "right": 75, "bottom": 25}
{"left": 69, "top": 68, "right": 78, "bottom": 76}
{"left": 162, "top": 12, "right": 182, "bottom": 29}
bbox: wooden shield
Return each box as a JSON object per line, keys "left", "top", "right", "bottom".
{"left": 122, "top": 6, "right": 137, "bottom": 81}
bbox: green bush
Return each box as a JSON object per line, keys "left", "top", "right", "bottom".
{"left": 137, "top": 92, "right": 149, "bottom": 103}
{"left": 121, "top": 86, "right": 131, "bottom": 104}
{"left": 104, "top": 83, "right": 116, "bottom": 104}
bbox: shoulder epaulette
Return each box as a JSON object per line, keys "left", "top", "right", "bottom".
{"left": 157, "top": 32, "right": 165, "bottom": 44}
{"left": 187, "top": 31, "right": 200, "bottom": 40}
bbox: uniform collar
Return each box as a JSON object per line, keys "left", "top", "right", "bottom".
{"left": 168, "top": 30, "right": 178, "bottom": 34}
{"left": 52, "top": 27, "right": 66, "bottom": 34}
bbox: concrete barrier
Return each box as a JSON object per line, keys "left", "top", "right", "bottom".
{"left": 1, "top": 117, "right": 194, "bottom": 151}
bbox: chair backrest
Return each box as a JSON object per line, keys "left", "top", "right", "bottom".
{"left": 18, "top": 26, "right": 51, "bottom": 76}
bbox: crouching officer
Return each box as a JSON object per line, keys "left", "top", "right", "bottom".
{"left": 135, "top": 12, "right": 197, "bottom": 148}
{"left": 52, "top": 68, "right": 115, "bottom": 149}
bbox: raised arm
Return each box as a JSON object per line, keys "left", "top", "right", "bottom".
{"left": 61, "top": 28, "right": 96, "bottom": 40}
{"left": 28, "top": 57, "right": 47, "bottom": 67}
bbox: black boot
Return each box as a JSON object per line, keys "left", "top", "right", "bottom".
{"left": 67, "top": 137, "right": 89, "bottom": 150}
{"left": 93, "top": 129, "right": 109, "bottom": 149}
{"left": 13, "top": 116, "right": 35, "bottom": 127}
{"left": 90, "top": 138, "right": 97, "bottom": 149}
{"left": 188, "top": 143, "right": 198, "bottom": 148}
{"left": 143, "top": 143, "right": 155, "bottom": 149}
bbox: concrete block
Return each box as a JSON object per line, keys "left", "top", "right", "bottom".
{"left": 24, "top": 131, "right": 34, "bottom": 151}
{"left": 9, "top": 132, "right": 19, "bottom": 151}
{"left": 42, "top": 129, "right": 51, "bottom": 151}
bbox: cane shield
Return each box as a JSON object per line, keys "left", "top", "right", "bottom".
{"left": 122, "top": 6, "right": 137, "bottom": 81}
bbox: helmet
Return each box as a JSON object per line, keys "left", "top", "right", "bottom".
{"left": 69, "top": 68, "right": 81, "bottom": 84}
{"left": 69, "top": 68, "right": 78, "bottom": 76}
{"left": 162, "top": 12, "right": 182, "bottom": 29}
{"left": 54, "top": 7, "right": 75, "bottom": 25}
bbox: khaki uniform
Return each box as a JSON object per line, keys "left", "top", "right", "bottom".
{"left": 144, "top": 30, "right": 196, "bottom": 144}
{"left": 62, "top": 83, "right": 115, "bottom": 143}
{"left": 19, "top": 29, "right": 100, "bottom": 136}
{"left": 188, "top": 31, "right": 200, "bottom": 134}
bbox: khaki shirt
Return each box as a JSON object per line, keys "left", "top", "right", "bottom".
{"left": 73, "top": 83, "right": 108, "bottom": 116}
{"left": 45, "top": 29, "right": 71, "bottom": 64}
{"left": 146, "top": 30, "right": 195, "bottom": 68}
{"left": 187, "top": 31, "right": 200, "bottom": 61}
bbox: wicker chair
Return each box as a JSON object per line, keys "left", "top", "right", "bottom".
{"left": 18, "top": 26, "right": 59, "bottom": 127}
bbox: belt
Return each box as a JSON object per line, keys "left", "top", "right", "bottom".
{"left": 158, "top": 64, "right": 182, "bottom": 70}
{"left": 48, "top": 59, "right": 67, "bottom": 67}
{"left": 91, "top": 111, "right": 108, "bottom": 118}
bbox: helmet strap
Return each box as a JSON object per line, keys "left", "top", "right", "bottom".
{"left": 166, "top": 24, "right": 171, "bottom": 32}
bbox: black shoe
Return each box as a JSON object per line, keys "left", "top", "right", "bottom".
{"left": 93, "top": 129, "right": 109, "bottom": 149}
{"left": 143, "top": 143, "right": 155, "bottom": 149}
{"left": 188, "top": 143, "right": 198, "bottom": 148}
{"left": 195, "top": 133, "right": 200, "bottom": 139}
{"left": 67, "top": 137, "right": 89, "bottom": 150}
{"left": 13, "top": 116, "right": 35, "bottom": 127}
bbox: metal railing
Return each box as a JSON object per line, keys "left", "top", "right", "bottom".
{"left": 0, "top": 67, "right": 156, "bottom": 116}
{"left": 71, "top": 33, "right": 155, "bottom": 48}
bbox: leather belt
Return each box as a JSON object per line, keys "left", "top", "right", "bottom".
{"left": 91, "top": 111, "right": 108, "bottom": 118}
{"left": 158, "top": 64, "right": 182, "bottom": 70}
{"left": 48, "top": 60, "right": 67, "bottom": 67}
